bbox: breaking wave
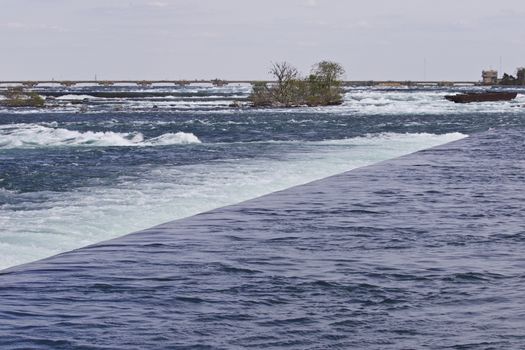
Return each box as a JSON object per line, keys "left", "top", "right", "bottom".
{"left": 0, "top": 124, "right": 201, "bottom": 149}
{"left": 0, "top": 131, "right": 465, "bottom": 269}
{"left": 55, "top": 94, "right": 97, "bottom": 100}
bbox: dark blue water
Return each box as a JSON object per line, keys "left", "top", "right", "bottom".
{"left": 1, "top": 86, "right": 525, "bottom": 348}
{"left": 1, "top": 129, "right": 524, "bottom": 349}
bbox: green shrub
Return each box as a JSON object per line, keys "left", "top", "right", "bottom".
{"left": 1, "top": 87, "right": 45, "bottom": 107}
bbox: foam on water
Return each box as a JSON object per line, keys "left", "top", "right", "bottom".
{"left": 0, "top": 124, "right": 201, "bottom": 148}
{"left": 55, "top": 94, "right": 96, "bottom": 100}
{"left": 342, "top": 89, "right": 525, "bottom": 116}
{"left": 3, "top": 130, "right": 521, "bottom": 349}
{"left": 0, "top": 132, "right": 465, "bottom": 269}
{"left": 2, "top": 85, "right": 524, "bottom": 115}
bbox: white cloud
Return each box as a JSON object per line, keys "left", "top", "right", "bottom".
{"left": 0, "top": 21, "right": 67, "bottom": 32}
{"left": 193, "top": 31, "right": 222, "bottom": 39}
{"left": 305, "top": 0, "right": 318, "bottom": 7}
{"left": 146, "top": 1, "right": 169, "bottom": 7}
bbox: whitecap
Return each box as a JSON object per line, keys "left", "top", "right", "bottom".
{"left": 147, "top": 132, "right": 202, "bottom": 145}
{"left": 0, "top": 124, "right": 201, "bottom": 149}
{"left": 0, "top": 131, "right": 464, "bottom": 270}
{"left": 55, "top": 94, "right": 97, "bottom": 100}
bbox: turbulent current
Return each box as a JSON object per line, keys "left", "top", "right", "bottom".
{"left": 0, "top": 85, "right": 525, "bottom": 349}
{"left": 1, "top": 85, "right": 525, "bottom": 269}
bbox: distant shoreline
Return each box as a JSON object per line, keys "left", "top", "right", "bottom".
{"left": 0, "top": 80, "right": 482, "bottom": 88}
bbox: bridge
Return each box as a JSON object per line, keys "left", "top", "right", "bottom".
{"left": 0, "top": 80, "right": 481, "bottom": 87}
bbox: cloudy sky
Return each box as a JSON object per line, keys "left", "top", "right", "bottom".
{"left": 1, "top": 0, "right": 524, "bottom": 81}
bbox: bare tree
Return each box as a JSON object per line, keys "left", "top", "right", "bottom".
{"left": 269, "top": 61, "right": 299, "bottom": 105}
{"left": 270, "top": 62, "right": 299, "bottom": 85}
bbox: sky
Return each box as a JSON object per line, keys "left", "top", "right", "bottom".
{"left": 1, "top": 0, "right": 524, "bottom": 81}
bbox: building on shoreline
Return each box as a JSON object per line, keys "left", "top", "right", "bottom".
{"left": 482, "top": 70, "right": 498, "bottom": 85}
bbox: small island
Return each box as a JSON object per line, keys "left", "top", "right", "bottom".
{"left": 0, "top": 86, "right": 45, "bottom": 108}
{"left": 249, "top": 60, "right": 345, "bottom": 108}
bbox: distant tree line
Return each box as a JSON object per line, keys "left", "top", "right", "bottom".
{"left": 499, "top": 67, "right": 525, "bottom": 86}
{"left": 250, "top": 61, "right": 345, "bottom": 107}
